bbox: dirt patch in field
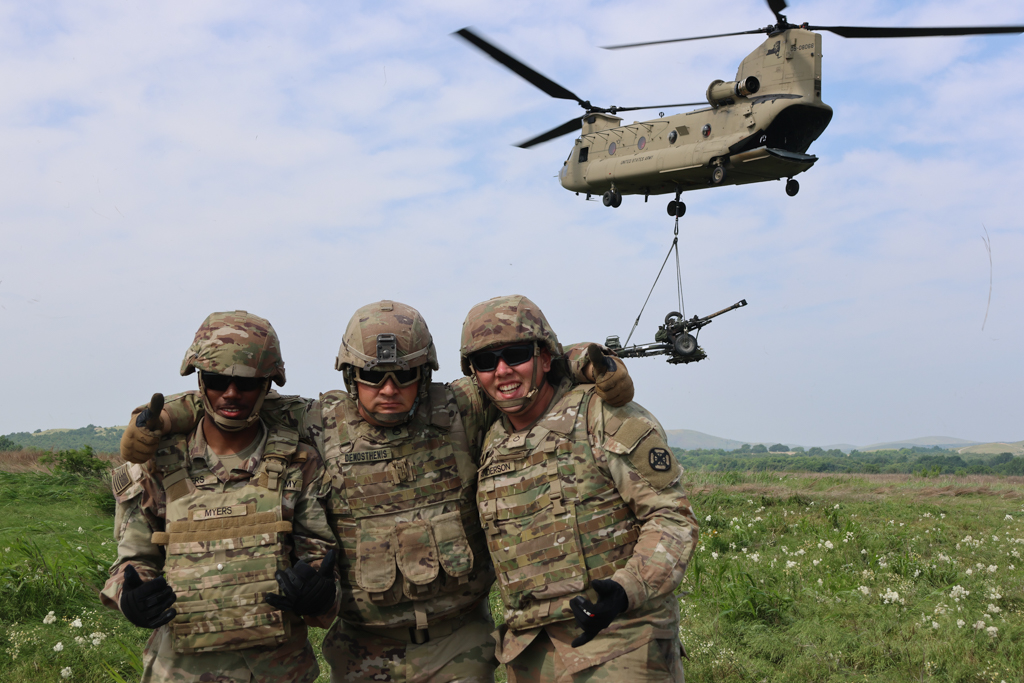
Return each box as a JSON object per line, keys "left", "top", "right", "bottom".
{"left": 0, "top": 449, "right": 122, "bottom": 473}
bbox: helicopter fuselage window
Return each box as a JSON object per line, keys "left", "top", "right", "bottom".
{"left": 578, "top": 147, "right": 589, "bottom": 163}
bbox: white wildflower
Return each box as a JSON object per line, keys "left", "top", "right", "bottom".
{"left": 1006, "top": 515, "right": 1014, "bottom": 521}
{"left": 53, "top": 642, "right": 63, "bottom": 652}
{"left": 705, "top": 515, "right": 712, "bottom": 522}
{"left": 882, "top": 589, "right": 904, "bottom": 605}
{"left": 949, "top": 585, "right": 969, "bottom": 601}
{"left": 966, "top": 569, "right": 973, "bottom": 576}
{"left": 786, "top": 560, "right": 798, "bottom": 569}
{"left": 932, "top": 621, "right": 939, "bottom": 629}
{"left": 74, "top": 637, "right": 86, "bottom": 646}
{"left": 749, "top": 553, "right": 760, "bottom": 563}
{"left": 711, "top": 552, "right": 719, "bottom": 560}
{"left": 77, "top": 527, "right": 84, "bottom": 534}
{"left": 987, "top": 588, "right": 1002, "bottom": 600}
{"left": 858, "top": 586, "right": 870, "bottom": 596}
{"left": 861, "top": 549, "right": 867, "bottom": 555}
{"left": 817, "top": 578, "right": 823, "bottom": 586}
{"left": 987, "top": 565, "right": 998, "bottom": 573}
{"left": 957, "top": 619, "right": 965, "bottom": 628}
{"left": 60, "top": 668, "right": 72, "bottom": 679}
{"left": 987, "top": 626, "right": 998, "bottom": 638}
{"left": 70, "top": 618, "right": 82, "bottom": 628}
{"left": 824, "top": 541, "right": 834, "bottom": 550}
{"left": 988, "top": 604, "right": 1001, "bottom": 614}
{"left": 43, "top": 611, "right": 57, "bottom": 625}
{"left": 973, "top": 620, "right": 986, "bottom": 630}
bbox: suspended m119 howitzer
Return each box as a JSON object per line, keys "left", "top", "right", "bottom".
{"left": 606, "top": 299, "right": 747, "bottom": 364}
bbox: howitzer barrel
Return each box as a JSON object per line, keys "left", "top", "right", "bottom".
{"left": 682, "top": 299, "right": 747, "bottom": 331}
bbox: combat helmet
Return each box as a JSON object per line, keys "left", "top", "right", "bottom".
{"left": 181, "top": 310, "right": 284, "bottom": 431}
{"left": 336, "top": 300, "right": 438, "bottom": 425}
{"left": 460, "top": 294, "right": 564, "bottom": 410}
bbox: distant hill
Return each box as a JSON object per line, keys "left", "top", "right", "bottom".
{"left": 860, "top": 436, "right": 979, "bottom": 452}
{"left": 957, "top": 440, "right": 1024, "bottom": 456}
{"left": 665, "top": 430, "right": 1013, "bottom": 455}
{"left": 2, "top": 425, "right": 125, "bottom": 453}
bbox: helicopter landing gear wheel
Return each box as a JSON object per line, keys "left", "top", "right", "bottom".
{"left": 711, "top": 165, "right": 726, "bottom": 185}
{"left": 602, "top": 190, "right": 622, "bottom": 208}
{"left": 602, "top": 191, "right": 613, "bottom": 207}
{"left": 611, "top": 191, "right": 621, "bottom": 208}
{"left": 786, "top": 178, "right": 800, "bottom": 196}
{"left": 673, "top": 333, "right": 698, "bottom": 356}
{"left": 667, "top": 200, "right": 686, "bottom": 218}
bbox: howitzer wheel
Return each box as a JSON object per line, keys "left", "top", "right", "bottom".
{"left": 665, "top": 311, "right": 683, "bottom": 327}
{"left": 673, "top": 333, "right": 698, "bottom": 356}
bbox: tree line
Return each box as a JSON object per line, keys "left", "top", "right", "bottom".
{"left": 672, "top": 445, "right": 1024, "bottom": 476}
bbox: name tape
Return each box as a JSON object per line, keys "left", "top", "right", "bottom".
{"left": 342, "top": 448, "right": 394, "bottom": 464}
{"left": 481, "top": 461, "right": 515, "bottom": 479}
{"left": 190, "top": 474, "right": 216, "bottom": 488}
{"left": 194, "top": 506, "right": 247, "bottom": 520}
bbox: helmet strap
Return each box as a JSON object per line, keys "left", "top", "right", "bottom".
{"left": 198, "top": 374, "right": 267, "bottom": 432}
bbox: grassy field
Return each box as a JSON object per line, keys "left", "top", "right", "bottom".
{"left": 2, "top": 451, "right": 1021, "bottom": 682}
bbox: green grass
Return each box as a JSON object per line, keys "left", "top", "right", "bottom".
{"left": 2, "top": 468, "right": 1021, "bottom": 682}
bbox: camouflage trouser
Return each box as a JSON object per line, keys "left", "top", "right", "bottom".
{"left": 140, "top": 626, "right": 320, "bottom": 683}
{"left": 506, "top": 630, "right": 684, "bottom": 683}
{"left": 322, "top": 601, "right": 497, "bottom": 683}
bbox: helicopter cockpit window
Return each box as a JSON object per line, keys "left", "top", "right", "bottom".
{"left": 608, "top": 142, "right": 616, "bottom": 155}
{"left": 578, "top": 147, "right": 589, "bottom": 163}
{"left": 638, "top": 136, "right": 646, "bottom": 150}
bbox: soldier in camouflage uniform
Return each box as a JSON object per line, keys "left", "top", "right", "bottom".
{"left": 460, "top": 295, "right": 700, "bottom": 683}
{"left": 102, "top": 311, "right": 340, "bottom": 683}
{"left": 120, "top": 300, "right": 634, "bottom": 683}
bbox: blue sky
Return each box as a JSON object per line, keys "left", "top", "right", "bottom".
{"left": 1, "top": 0, "right": 1021, "bottom": 446}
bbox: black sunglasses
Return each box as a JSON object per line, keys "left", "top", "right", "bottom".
{"left": 201, "top": 372, "right": 266, "bottom": 392}
{"left": 355, "top": 366, "right": 422, "bottom": 388}
{"left": 470, "top": 343, "right": 536, "bottom": 373}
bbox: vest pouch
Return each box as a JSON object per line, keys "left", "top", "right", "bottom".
{"left": 395, "top": 520, "right": 440, "bottom": 586}
{"left": 355, "top": 528, "right": 397, "bottom": 594}
{"left": 432, "top": 510, "right": 474, "bottom": 578}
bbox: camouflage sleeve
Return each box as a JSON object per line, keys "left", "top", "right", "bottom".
{"left": 448, "top": 376, "right": 499, "bottom": 454}
{"left": 589, "top": 398, "right": 700, "bottom": 611}
{"left": 151, "top": 391, "right": 325, "bottom": 452}
{"left": 563, "top": 342, "right": 613, "bottom": 384}
{"left": 100, "top": 462, "right": 167, "bottom": 611}
{"left": 288, "top": 444, "right": 341, "bottom": 628}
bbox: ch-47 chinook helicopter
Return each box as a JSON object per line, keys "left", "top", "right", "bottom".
{"left": 455, "top": 1, "right": 1023, "bottom": 218}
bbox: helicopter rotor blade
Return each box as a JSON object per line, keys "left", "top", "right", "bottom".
{"left": 807, "top": 24, "right": 1024, "bottom": 39}
{"left": 610, "top": 102, "right": 706, "bottom": 113}
{"left": 515, "top": 117, "right": 584, "bottom": 149}
{"left": 602, "top": 28, "right": 767, "bottom": 50}
{"left": 454, "top": 28, "right": 587, "bottom": 105}
{"left": 766, "top": 0, "right": 788, "bottom": 25}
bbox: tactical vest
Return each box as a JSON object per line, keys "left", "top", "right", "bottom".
{"left": 321, "top": 384, "right": 493, "bottom": 628}
{"left": 149, "top": 425, "right": 303, "bottom": 654}
{"left": 477, "top": 384, "right": 641, "bottom": 632}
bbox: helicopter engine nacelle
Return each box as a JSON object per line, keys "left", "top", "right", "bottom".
{"left": 706, "top": 76, "right": 760, "bottom": 108}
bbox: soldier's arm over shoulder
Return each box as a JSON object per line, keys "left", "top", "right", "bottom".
{"left": 448, "top": 376, "right": 499, "bottom": 449}
{"left": 592, "top": 399, "right": 700, "bottom": 611}
{"left": 288, "top": 444, "right": 341, "bottom": 627}
{"left": 100, "top": 462, "right": 166, "bottom": 611}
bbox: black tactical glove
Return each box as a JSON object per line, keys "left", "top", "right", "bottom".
{"left": 570, "top": 578, "right": 630, "bottom": 647}
{"left": 266, "top": 549, "right": 337, "bottom": 617}
{"left": 119, "top": 564, "right": 177, "bottom": 629}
